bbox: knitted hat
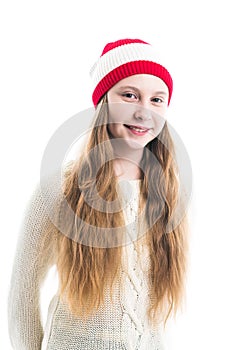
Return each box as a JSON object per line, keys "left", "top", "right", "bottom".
{"left": 90, "top": 38, "right": 173, "bottom": 106}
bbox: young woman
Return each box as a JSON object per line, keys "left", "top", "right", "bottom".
{"left": 8, "top": 38, "right": 190, "bottom": 350}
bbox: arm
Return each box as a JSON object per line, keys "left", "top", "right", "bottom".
{"left": 7, "top": 178, "right": 59, "bottom": 350}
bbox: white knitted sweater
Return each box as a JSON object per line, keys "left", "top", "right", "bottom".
{"left": 8, "top": 176, "right": 166, "bottom": 350}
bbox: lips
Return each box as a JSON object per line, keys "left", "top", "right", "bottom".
{"left": 123, "top": 124, "right": 150, "bottom": 132}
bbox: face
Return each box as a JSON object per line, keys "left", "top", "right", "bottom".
{"left": 107, "top": 74, "right": 169, "bottom": 149}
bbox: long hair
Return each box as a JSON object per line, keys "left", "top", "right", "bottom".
{"left": 46, "top": 95, "right": 189, "bottom": 328}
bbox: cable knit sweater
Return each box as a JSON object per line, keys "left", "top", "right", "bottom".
{"left": 8, "top": 174, "right": 166, "bottom": 350}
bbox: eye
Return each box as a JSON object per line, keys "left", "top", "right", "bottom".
{"left": 152, "top": 97, "right": 164, "bottom": 104}
{"left": 122, "top": 92, "right": 138, "bottom": 100}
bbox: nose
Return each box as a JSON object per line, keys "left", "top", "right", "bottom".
{"left": 133, "top": 106, "right": 152, "bottom": 121}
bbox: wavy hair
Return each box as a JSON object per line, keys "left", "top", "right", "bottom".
{"left": 48, "top": 95, "right": 189, "bottom": 328}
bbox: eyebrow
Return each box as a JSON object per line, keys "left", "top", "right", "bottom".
{"left": 118, "top": 85, "right": 168, "bottom": 96}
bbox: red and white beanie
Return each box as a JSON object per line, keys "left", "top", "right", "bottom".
{"left": 90, "top": 38, "right": 173, "bottom": 106}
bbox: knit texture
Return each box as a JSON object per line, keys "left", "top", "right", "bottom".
{"left": 8, "top": 174, "right": 165, "bottom": 350}
{"left": 90, "top": 38, "right": 173, "bottom": 106}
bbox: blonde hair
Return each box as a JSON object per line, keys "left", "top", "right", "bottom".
{"left": 45, "top": 95, "right": 189, "bottom": 329}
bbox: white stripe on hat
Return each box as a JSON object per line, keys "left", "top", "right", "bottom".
{"left": 90, "top": 42, "right": 161, "bottom": 87}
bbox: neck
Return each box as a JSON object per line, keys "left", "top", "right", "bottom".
{"left": 112, "top": 143, "right": 144, "bottom": 181}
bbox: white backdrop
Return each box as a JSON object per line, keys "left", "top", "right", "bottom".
{"left": 1, "top": 0, "right": 233, "bottom": 349}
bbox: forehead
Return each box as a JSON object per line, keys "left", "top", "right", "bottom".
{"left": 112, "top": 74, "right": 169, "bottom": 95}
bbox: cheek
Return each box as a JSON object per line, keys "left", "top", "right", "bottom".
{"left": 108, "top": 103, "right": 135, "bottom": 123}
{"left": 108, "top": 106, "right": 122, "bottom": 123}
{"left": 152, "top": 108, "right": 167, "bottom": 131}
{"left": 107, "top": 123, "right": 121, "bottom": 137}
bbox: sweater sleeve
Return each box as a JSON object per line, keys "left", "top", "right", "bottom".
{"left": 7, "top": 177, "right": 59, "bottom": 350}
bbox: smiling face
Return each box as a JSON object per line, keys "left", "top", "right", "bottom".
{"left": 106, "top": 74, "right": 169, "bottom": 149}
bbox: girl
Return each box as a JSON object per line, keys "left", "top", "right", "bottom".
{"left": 8, "top": 38, "right": 190, "bottom": 349}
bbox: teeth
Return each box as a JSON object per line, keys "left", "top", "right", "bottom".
{"left": 129, "top": 126, "right": 147, "bottom": 132}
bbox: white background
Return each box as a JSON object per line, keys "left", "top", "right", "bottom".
{"left": 1, "top": 0, "right": 233, "bottom": 349}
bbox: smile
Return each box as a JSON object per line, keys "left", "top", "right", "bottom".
{"left": 123, "top": 124, "right": 151, "bottom": 136}
{"left": 123, "top": 124, "right": 150, "bottom": 132}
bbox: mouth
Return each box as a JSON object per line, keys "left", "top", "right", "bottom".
{"left": 123, "top": 124, "right": 151, "bottom": 133}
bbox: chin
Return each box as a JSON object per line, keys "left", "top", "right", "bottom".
{"left": 124, "top": 138, "right": 147, "bottom": 149}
